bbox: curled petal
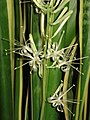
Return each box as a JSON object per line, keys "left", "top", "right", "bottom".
{"left": 57, "top": 105, "right": 64, "bottom": 112}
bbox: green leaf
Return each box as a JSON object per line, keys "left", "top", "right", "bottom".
{"left": 0, "top": 0, "right": 14, "bottom": 119}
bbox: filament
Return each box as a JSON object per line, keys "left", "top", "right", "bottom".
{"left": 70, "top": 64, "right": 84, "bottom": 75}
{"left": 5, "top": 47, "right": 22, "bottom": 52}
{"left": 62, "top": 99, "right": 80, "bottom": 104}
{"left": 13, "top": 51, "right": 33, "bottom": 59}
{"left": 71, "top": 62, "right": 83, "bottom": 65}
{"left": 63, "top": 104, "right": 75, "bottom": 117}
{"left": 59, "top": 84, "right": 75, "bottom": 99}
{"left": 14, "top": 61, "right": 30, "bottom": 70}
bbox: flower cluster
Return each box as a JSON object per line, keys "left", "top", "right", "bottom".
{"left": 48, "top": 81, "right": 76, "bottom": 116}
{"left": 5, "top": 33, "right": 43, "bottom": 77}
{"left": 5, "top": 32, "right": 87, "bottom": 78}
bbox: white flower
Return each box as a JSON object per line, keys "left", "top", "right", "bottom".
{"left": 48, "top": 82, "right": 76, "bottom": 116}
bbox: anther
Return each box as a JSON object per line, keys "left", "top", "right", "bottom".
{"left": 73, "top": 84, "right": 75, "bottom": 87}
{"left": 5, "top": 49, "right": 7, "bottom": 51}
{"left": 73, "top": 114, "right": 75, "bottom": 117}
{"left": 6, "top": 53, "right": 8, "bottom": 55}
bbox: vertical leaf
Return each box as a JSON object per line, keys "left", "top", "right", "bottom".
{"left": 0, "top": 0, "right": 13, "bottom": 119}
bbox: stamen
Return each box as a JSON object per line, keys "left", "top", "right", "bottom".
{"left": 71, "top": 62, "right": 83, "bottom": 65}
{"left": 5, "top": 49, "right": 19, "bottom": 55}
{"left": 5, "top": 48, "right": 23, "bottom": 56}
{"left": 70, "top": 56, "right": 88, "bottom": 62}
{"left": 60, "top": 43, "right": 78, "bottom": 52}
{"left": 0, "top": 37, "right": 21, "bottom": 46}
{"left": 70, "top": 64, "right": 84, "bottom": 75}
{"left": 63, "top": 104, "right": 75, "bottom": 117}
{"left": 5, "top": 47, "right": 22, "bottom": 52}
{"left": 62, "top": 99, "right": 80, "bottom": 104}
{"left": 59, "top": 84, "right": 75, "bottom": 99}
{"left": 14, "top": 61, "right": 30, "bottom": 70}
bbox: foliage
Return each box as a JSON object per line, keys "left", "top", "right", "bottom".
{"left": 0, "top": 0, "right": 90, "bottom": 120}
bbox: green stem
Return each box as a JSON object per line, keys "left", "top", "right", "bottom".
{"left": 30, "top": 73, "right": 33, "bottom": 120}
{"left": 40, "top": 6, "right": 50, "bottom": 120}
{"left": 75, "top": 0, "right": 83, "bottom": 119}
{"left": 19, "top": 2, "right": 23, "bottom": 120}
{"left": 40, "top": 60, "right": 47, "bottom": 120}
{"left": 30, "top": 3, "right": 33, "bottom": 120}
{"left": 40, "top": 4, "right": 54, "bottom": 120}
